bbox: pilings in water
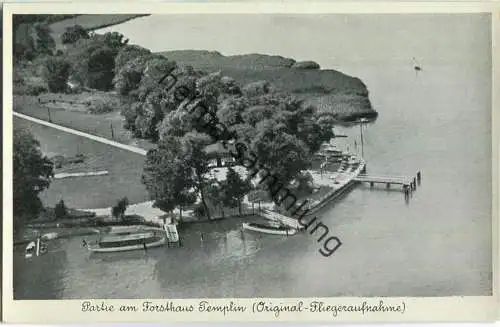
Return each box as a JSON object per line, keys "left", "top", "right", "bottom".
{"left": 404, "top": 171, "right": 422, "bottom": 199}
{"left": 403, "top": 184, "right": 411, "bottom": 197}
{"left": 355, "top": 170, "right": 422, "bottom": 200}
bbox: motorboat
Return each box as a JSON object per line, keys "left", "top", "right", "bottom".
{"left": 84, "top": 225, "right": 167, "bottom": 253}
{"left": 242, "top": 222, "right": 297, "bottom": 236}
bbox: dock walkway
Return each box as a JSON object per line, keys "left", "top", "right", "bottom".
{"left": 355, "top": 171, "right": 422, "bottom": 193}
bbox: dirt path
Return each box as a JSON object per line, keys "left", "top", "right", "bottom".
{"left": 14, "top": 112, "right": 148, "bottom": 156}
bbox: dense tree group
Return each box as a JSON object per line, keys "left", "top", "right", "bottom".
{"left": 41, "top": 56, "right": 72, "bottom": 92}
{"left": 65, "top": 31, "right": 129, "bottom": 90}
{"left": 13, "top": 129, "right": 54, "bottom": 234}
{"left": 13, "top": 19, "right": 339, "bottom": 222}
{"left": 125, "top": 49, "right": 337, "bottom": 218}
{"left": 14, "top": 18, "right": 132, "bottom": 93}
{"left": 61, "top": 24, "right": 89, "bottom": 45}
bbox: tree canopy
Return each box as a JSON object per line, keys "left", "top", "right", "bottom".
{"left": 42, "top": 56, "right": 72, "bottom": 92}
{"left": 65, "top": 32, "right": 129, "bottom": 90}
{"left": 111, "top": 197, "right": 129, "bottom": 219}
{"left": 124, "top": 52, "right": 336, "bottom": 212}
{"left": 13, "top": 129, "right": 54, "bottom": 231}
{"left": 61, "top": 24, "right": 89, "bottom": 45}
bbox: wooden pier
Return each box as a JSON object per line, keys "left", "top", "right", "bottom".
{"left": 354, "top": 171, "right": 422, "bottom": 196}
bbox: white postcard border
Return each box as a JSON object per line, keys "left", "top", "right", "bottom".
{"left": 2, "top": 1, "right": 499, "bottom": 323}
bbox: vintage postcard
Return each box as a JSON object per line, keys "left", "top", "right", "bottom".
{"left": 2, "top": 1, "right": 499, "bottom": 323}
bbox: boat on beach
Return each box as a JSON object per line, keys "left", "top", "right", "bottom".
{"left": 84, "top": 225, "right": 167, "bottom": 253}
{"left": 242, "top": 222, "right": 297, "bottom": 236}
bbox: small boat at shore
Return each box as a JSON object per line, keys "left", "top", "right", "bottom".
{"left": 25, "top": 241, "right": 36, "bottom": 258}
{"left": 24, "top": 237, "right": 48, "bottom": 258}
{"left": 242, "top": 222, "right": 297, "bottom": 236}
{"left": 84, "top": 225, "right": 167, "bottom": 253}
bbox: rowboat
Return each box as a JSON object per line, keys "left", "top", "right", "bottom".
{"left": 84, "top": 225, "right": 167, "bottom": 253}
{"left": 242, "top": 222, "right": 297, "bottom": 236}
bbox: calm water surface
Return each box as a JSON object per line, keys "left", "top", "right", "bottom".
{"left": 14, "top": 14, "right": 492, "bottom": 298}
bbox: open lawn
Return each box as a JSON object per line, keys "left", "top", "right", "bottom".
{"left": 14, "top": 117, "right": 150, "bottom": 210}
{"left": 14, "top": 95, "right": 155, "bottom": 151}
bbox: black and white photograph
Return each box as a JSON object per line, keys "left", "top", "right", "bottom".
{"left": 5, "top": 3, "right": 495, "bottom": 312}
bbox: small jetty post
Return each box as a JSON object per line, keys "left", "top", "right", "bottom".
{"left": 417, "top": 171, "right": 422, "bottom": 184}
{"left": 413, "top": 177, "right": 417, "bottom": 188}
{"left": 359, "top": 118, "right": 366, "bottom": 158}
{"left": 403, "top": 184, "right": 410, "bottom": 197}
{"left": 47, "top": 108, "right": 52, "bottom": 123}
{"left": 386, "top": 183, "right": 390, "bottom": 189}
{"left": 110, "top": 123, "right": 115, "bottom": 139}
{"left": 36, "top": 237, "right": 40, "bottom": 256}
{"left": 370, "top": 182, "right": 374, "bottom": 188}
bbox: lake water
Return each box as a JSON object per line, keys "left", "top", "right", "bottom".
{"left": 13, "top": 14, "right": 492, "bottom": 298}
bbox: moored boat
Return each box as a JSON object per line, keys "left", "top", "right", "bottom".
{"left": 85, "top": 225, "right": 167, "bottom": 253}
{"left": 24, "top": 237, "right": 47, "bottom": 258}
{"left": 25, "top": 241, "right": 36, "bottom": 258}
{"left": 242, "top": 222, "right": 297, "bottom": 236}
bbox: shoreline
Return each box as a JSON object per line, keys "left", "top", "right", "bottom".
{"left": 15, "top": 152, "right": 366, "bottom": 245}
{"left": 83, "top": 14, "right": 151, "bottom": 33}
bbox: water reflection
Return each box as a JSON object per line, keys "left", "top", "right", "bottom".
{"left": 14, "top": 239, "right": 69, "bottom": 299}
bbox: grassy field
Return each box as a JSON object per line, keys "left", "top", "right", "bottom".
{"left": 14, "top": 117, "right": 150, "bottom": 210}
{"left": 14, "top": 95, "right": 156, "bottom": 151}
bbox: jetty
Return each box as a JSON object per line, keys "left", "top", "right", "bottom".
{"left": 256, "top": 154, "right": 367, "bottom": 229}
{"left": 259, "top": 209, "right": 304, "bottom": 230}
{"left": 355, "top": 171, "right": 422, "bottom": 194}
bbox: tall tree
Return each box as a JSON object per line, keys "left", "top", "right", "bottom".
{"left": 141, "top": 136, "right": 197, "bottom": 220}
{"left": 204, "top": 181, "right": 225, "bottom": 218}
{"left": 223, "top": 168, "right": 252, "bottom": 215}
{"left": 86, "top": 46, "right": 117, "bottom": 91}
{"left": 13, "top": 129, "right": 54, "bottom": 234}
{"left": 61, "top": 24, "right": 89, "bottom": 45}
{"left": 66, "top": 31, "right": 129, "bottom": 90}
{"left": 181, "top": 132, "right": 214, "bottom": 220}
{"left": 54, "top": 199, "right": 67, "bottom": 219}
{"left": 42, "top": 56, "right": 72, "bottom": 92}
{"left": 33, "top": 22, "right": 55, "bottom": 56}
{"left": 111, "top": 197, "right": 129, "bottom": 220}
